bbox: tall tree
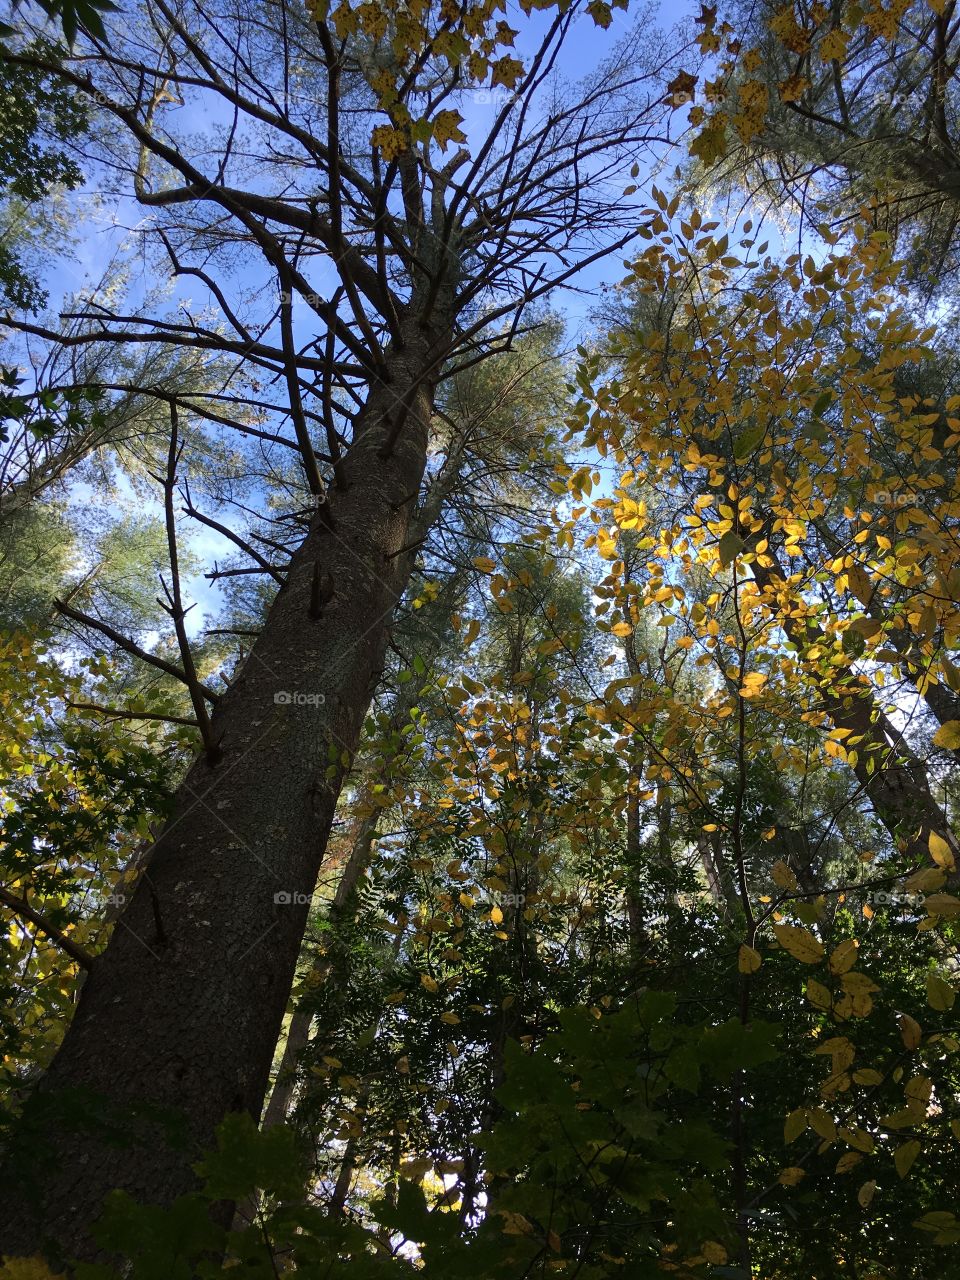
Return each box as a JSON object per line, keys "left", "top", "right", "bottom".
{"left": 0, "top": 0, "right": 684, "bottom": 1259}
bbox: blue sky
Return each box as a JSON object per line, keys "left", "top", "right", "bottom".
{"left": 14, "top": 0, "right": 706, "bottom": 642}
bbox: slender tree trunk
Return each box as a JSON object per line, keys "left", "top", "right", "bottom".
{"left": 750, "top": 555, "right": 960, "bottom": 876}
{"left": 698, "top": 829, "right": 741, "bottom": 915}
{"left": 328, "top": 1134, "right": 359, "bottom": 1217}
{"left": 260, "top": 812, "right": 379, "bottom": 1133}
{"left": 0, "top": 327, "right": 451, "bottom": 1263}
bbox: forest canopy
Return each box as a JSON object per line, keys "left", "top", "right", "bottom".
{"left": 1, "top": 0, "right": 959, "bottom": 1276}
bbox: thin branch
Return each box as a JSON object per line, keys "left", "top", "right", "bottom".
{"left": 153, "top": 405, "right": 222, "bottom": 761}
{"left": 54, "top": 597, "right": 221, "bottom": 704}
{"left": 66, "top": 701, "right": 200, "bottom": 728}
{"left": 0, "top": 886, "right": 96, "bottom": 971}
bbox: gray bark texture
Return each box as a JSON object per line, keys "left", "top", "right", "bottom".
{"left": 0, "top": 328, "right": 448, "bottom": 1262}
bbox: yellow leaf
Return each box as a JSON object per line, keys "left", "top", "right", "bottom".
{"left": 0, "top": 1262, "right": 66, "bottom": 1280}
{"left": 500, "top": 1210, "right": 535, "bottom": 1236}
{"left": 784, "top": 1108, "right": 807, "bottom": 1144}
{"left": 904, "top": 866, "right": 946, "bottom": 894}
{"left": 420, "top": 974, "right": 439, "bottom": 993}
{"left": 778, "top": 1166, "right": 805, "bottom": 1186}
{"left": 432, "top": 109, "right": 466, "bottom": 150}
{"left": 932, "top": 720, "right": 960, "bottom": 750}
{"left": 840, "top": 1126, "right": 874, "bottom": 1153}
{"left": 738, "top": 944, "right": 762, "bottom": 973}
{"left": 441, "top": 1011, "right": 461, "bottom": 1025}
{"left": 922, "top": 893, "right": 960, "bottom": 918}
{"left": 928, "top": 830, "right": 956, "bottom": 871}
{"left": 853, "top": 1069, "right": 883, "bottom": 1086}
{"left": 490, "top": 905, "right": 504, "bottom": 925}
{"left": 836, "top": 1152, "right": 862, "bottom": 1174}
{"left": 611, "top": 622, "right": 633, "bottom": 637}
{"left": 858, "top": 1180, "right": 877, "bottom": 1208}
{"left": 926, "top": 971, "right": 956, "bottom": 1011}
{"left": 899, "top": 1013, "right": 922, "bottom": 1049}
{"left": 894, "top": 1139, "right": 921, "bottom": 1179}
{"left": 490, "top": 55, "right": 524, "bottom": 89}
{"left": 828, "top": 940, "right": 859, "bottom": 975}
{"left": 905, "top": 1075, "right": 933, "bottom": 1106}
{"left": 401, "top": 1156, "right": 433, "bottom": 1180}
{"left": 808, "top": 1107, "right": 837, "bottom": 1142}
{"left": 773, "top": 923, "right": 825, "bottom": 964}
{"left": 806, "top": 978, "right": 832, "bottom": 1010}
{"left": 772, "top": 860, "right": 798, "bottom": 891}
{"left": 472, "top": 556, "right": 496, "bottom": 573}
{"left": 371, "top": 124, "right": 409, "bottom": 161}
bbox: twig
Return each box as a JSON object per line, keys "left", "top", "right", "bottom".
{"left": 66, "top": 701, "right": 200, "bottom": 728}
{"left": 156, "top": 405, "right": 222, "bottom": 762}
{"left": 54, "top": 597, "right": 221, "bottom": 704}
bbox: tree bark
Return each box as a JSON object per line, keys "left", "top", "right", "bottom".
{"left": 750, "top": 554, "right": 960, "bottom": 877}
{"left": 0, "top": 326, "right": 449, "bottom": 1263}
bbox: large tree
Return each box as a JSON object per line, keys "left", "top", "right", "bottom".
{"left": 0, "top": 0, "right": 685, "bottom": 1259}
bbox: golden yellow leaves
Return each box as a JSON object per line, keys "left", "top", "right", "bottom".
{"left": 731, "top": 79, "right": 769, "bottom": 146}
{"left": 818, "top": 26, "right": 849, "bottom": 61}
{"left": 926, "top": 971, "right": 956, "bottom": 1012}
{"left": 371, "top": 124, "right": 409, "bottom": 161}
{"left": 739, "top": 671, "right": 768, "bottom": 699}
{"left": 772, "top": 860, "right": 797, "bottom": 891}
{"left": 738, "top": 943, "right": 762, "bottom": 973}
{"left": 894, "top": 1139, "right": 921, "bottom": 1178}
{"left": 829, "top": 940, "right": 859, "bottom": 974}
{"left": 778, "top": 73, "right": 808, "bottom": 103}
{"left": 899, "top": 1013, "right": 922, "bottom": 1049}
{"left": 769, "top": 4, "right": 811, "bottom": 54}
{"left": 933, "top": 720, "right": 960, "bottom": 751}
{"left": 928, "top": 830, "right": 956, "bottom": 871}
{"left": 784, "top": 1108, "right": 807, "bottom": 1143}
{"left": 806, "top": 978, "right": 832, "bottom": 1011}
{"left": 835, "top": 1151, "right": 863, "bottom": 1173}
{"left": 773, "top": 923, "right": 825, "bottom": 963}
{"left": 490, "top": 55, "right": 523, "bottom": 89}
{"left": 688, "top": 115, "right": 728, "bottom": 167}
{"left": 0, "top": 1262, "right": 66, "bottom": 1280}
{"left": 583, "top": 0, "right": 613, "bottom": 23}
{"left": 432, "top": 109, "right": 467, "bottom": 151}
{"left": 858, "top": 1179, "right": 877, "bottom": 1208}
{"left": 836, "top": 970, "right": 879, "bottom": 1019}
{"left": 906, "top": 865, "right": 942, "bottom": 896}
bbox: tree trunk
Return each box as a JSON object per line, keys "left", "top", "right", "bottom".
{"left": 750, "top": 554, "right": 960, "bottom": 876}
{"left": 0, "top": 327, "right": 449, "bottom": 1264}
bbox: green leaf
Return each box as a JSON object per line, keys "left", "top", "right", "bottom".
{"left": 718, "top": 531, "right": 746, "bottom": 568}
